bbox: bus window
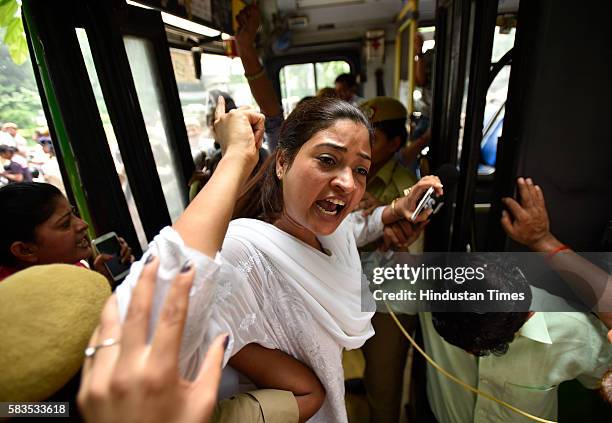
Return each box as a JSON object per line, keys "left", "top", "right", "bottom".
{"left": 413, "top": 26, "right": 435, "bottom": 116}
{"left": 123, "top": 36, "right": 187, "bottom": 223}
{"left": 171, "top": 49, "right": 255, "bottom": 160}
{"left": 279, "top": 60, "right": 350, "bottom": 115}
{"left": 75, "top": 29, "right": 148, "bottom": 250}
{"left": 491, "top": 27, "right": 516, "bottom": 62}
{"left": 315, "top": 61, "right": 351, "bottom": 94}
{"left": 481, "top": 27, "right": 516, "bottom": 168}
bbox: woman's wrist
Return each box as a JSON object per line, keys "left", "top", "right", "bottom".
{"left": 382, "top": 201, "right": 403, "bottom": 224}
{"left": 221, "top": 149, "right": 258, "bottom": 174}
{"left": 390, "top": 198, "right": 402, "bottom": 219}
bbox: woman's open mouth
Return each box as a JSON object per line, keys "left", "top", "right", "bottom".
{"left": 77, "top": 237, "right": 91, "bottom": 249}
{"left": 315, "top": 198, "right": 346, "bottom": 216}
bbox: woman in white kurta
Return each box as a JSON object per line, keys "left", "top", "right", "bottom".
{"left": 116, "top": 97, "right": 442, "bottom": 422}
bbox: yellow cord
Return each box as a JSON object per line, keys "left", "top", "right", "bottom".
{"left": 384, "top": 301, "right": 557, "bottom": 423}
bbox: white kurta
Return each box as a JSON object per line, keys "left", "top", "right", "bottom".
{"left": 115, "top": 208, "right": 384, "bottom": 423}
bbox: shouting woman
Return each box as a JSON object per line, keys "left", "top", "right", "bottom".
{"left": 115, "top": 97, "right": 442, "bottom": 422}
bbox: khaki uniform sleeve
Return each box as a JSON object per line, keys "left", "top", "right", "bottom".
{"left": 211, "top": 389, "right": 299, "bottom": 423}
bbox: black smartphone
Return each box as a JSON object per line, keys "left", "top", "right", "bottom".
{"left": 92, "top": 232, "right": 131, "bottom": 282}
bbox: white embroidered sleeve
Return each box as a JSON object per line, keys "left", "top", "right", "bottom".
{"left": 348, "top": 206, "right": 385, "bottom": 247}
{"left": 115, "top": 226, "right": 222, "bottom": 378}
{"left": 115, "top": 226, "right": 270, "bottom": 380}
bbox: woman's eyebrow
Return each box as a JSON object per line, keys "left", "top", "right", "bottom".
{"left": 316, "top": 142, "right": 371, "bottom": 161}
{"left": 358, "top": 152, "right": 372, "bottom": 161}
{"left": 53, "top": 210, "right": 72, "bottom": 225}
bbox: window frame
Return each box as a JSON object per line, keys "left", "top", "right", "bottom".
{"left": 23, "top": 0, "right": 196, "bottom": 248}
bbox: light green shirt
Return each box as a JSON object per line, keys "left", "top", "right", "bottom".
{"left": 420, "top": 312, "right": 611, "bottom": 422}
{"left": 367, "top": 157, "right": 417, "bottom": 204}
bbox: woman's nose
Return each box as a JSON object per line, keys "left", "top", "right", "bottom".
{"left": 75, "top": 217, "right": 89, "bottom": 231}
{"left": 331, "top": 167, "right": 356, "bottom": 193}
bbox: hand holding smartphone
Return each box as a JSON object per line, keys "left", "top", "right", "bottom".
{"left": 92, "top": 232, "right": 132, "bottom": 282}
{"left": 410, "top": 186, "right": 444, "bottom": 221}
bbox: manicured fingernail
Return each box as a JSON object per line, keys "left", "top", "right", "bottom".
{"left": 180, "top": 260, "right": 192, "bottom": 273}
{"left": 223, "top": 334, "right": 230, "bottom": 350}
{"left": 145, "top": 254, "right": 155, "bottom": 264}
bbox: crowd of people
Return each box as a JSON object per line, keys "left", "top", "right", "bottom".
{"left": 0, "top": 4, "right": 610, "bottom": 423}
{"left": 0, "top": 122, "right": 65, "bottom": 194}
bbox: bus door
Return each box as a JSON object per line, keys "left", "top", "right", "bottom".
{"left": 22, "top": 0, "right": 194, "bottom": 252}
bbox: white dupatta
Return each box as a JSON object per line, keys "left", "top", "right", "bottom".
{"left": 209, "top": 213, "right": 382, "bottom": 422}
{"left": 224, "top": 218, "right": 374, "bottom": 350}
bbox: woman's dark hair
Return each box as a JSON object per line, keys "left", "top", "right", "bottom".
{"left": 234, "top": 97, "right": 373, "bottom": 222}
{"left": 0, "top": 182, "right": 64, "bottom": 265}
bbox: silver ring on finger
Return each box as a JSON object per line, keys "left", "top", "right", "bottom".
{"left": 84, "top": 338, "right": 120, "bottom": 358}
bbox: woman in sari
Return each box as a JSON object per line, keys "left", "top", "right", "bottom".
{"left": 115, "top": 97, "right": 442, "bottom": 422}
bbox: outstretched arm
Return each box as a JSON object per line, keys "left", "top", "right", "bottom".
{"left": 501, "top": 177, "right": 612, "bottom": 339}
{"left": 235, "top": 6, "right": 282, "bottom": 118}
{"left": 229, "top": 344, "right": 325, "bottom": 423}
{"left": 173, "top": 97, "right": 265, "bottom": 258}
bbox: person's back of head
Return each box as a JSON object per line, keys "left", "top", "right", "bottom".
{"left": 316, "top": 87, "right": 337, "bottom": 98}
{"left": 335, "top": 73, "right": 359, "bottom": 101}
{"left": 335, "top": 73, "right": 357, "bottom": 89}
{"left": 0, "top": 144, "right": 16, "bottom": 159}
{"left": 430, "top": 254, "right": 532, "bottom": 357}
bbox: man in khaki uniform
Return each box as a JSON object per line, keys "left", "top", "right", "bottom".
{"left": 213, "top": 389, "right": 298, "bottom": 423}
{"left": 357, "top": 97, "right": 420, "bottom": 423}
